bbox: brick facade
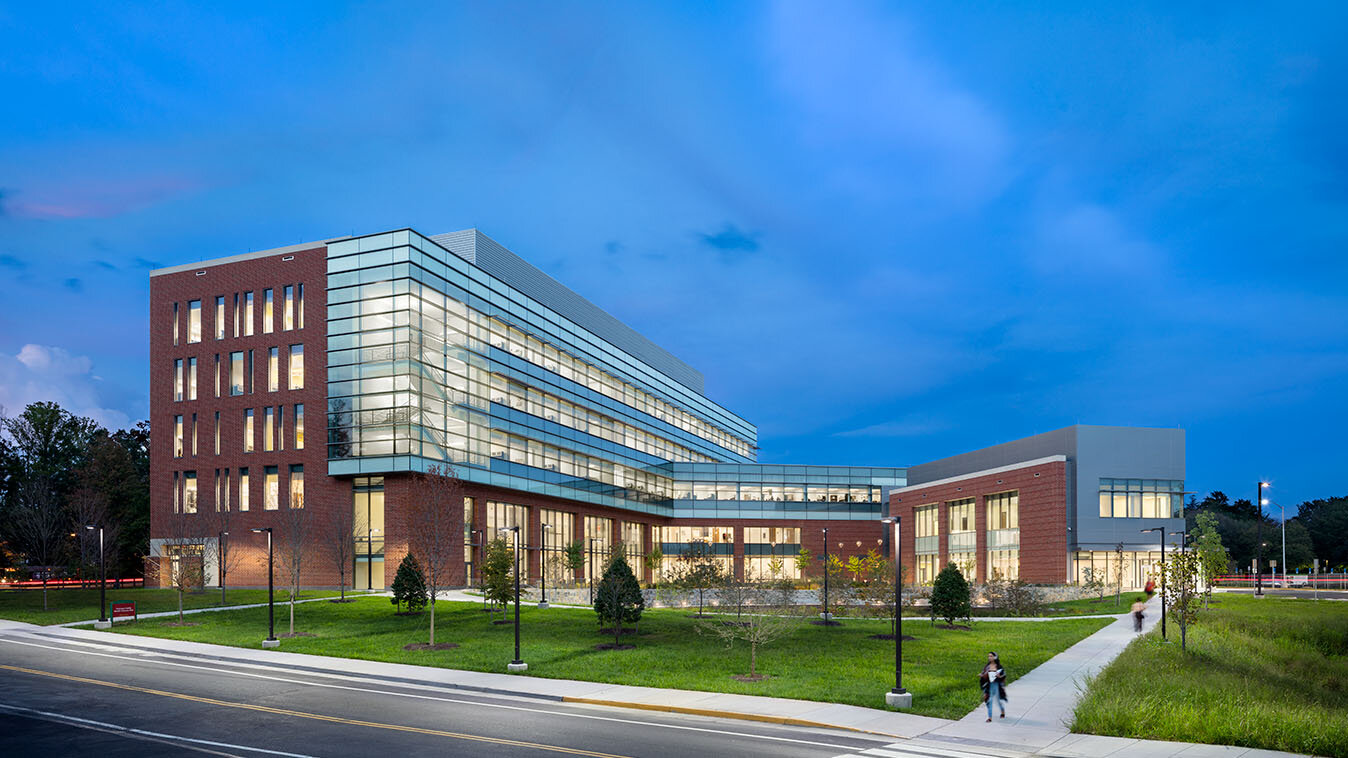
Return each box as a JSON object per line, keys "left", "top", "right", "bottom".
{"left": 891, "top": 459, "right": 1067, "bottom": 585}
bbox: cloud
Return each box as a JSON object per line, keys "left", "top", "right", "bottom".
{"left": 0, "top": 344, "right": 130, "bottom": 430}
{"left": 63, "top": 278, "right": 83, "bottom": 292}
{"left": 0, "top": 254, "right": 25, "bottom": 270}
{"left": 699, "top": 224, "right": 760, "bottom": 258}
{"left": 4, "top": 175, "right": 201, "bottom": 220}
{"left": 133, "top": 256, "right": 163, "bottom": 269}
{"left": 835, "top": 415, "right": 951, "bottom": 438}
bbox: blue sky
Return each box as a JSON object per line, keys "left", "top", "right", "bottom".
{"left": 1, "top": 3, "right": 1344, "bottom": 509}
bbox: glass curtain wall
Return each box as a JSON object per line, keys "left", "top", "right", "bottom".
{"left": 353, "top": 477, "right": 385, "bottom": 590}
{"left": 583, "top": 516, "right": 612, "bottom": 585}
{"left": 986, "top": 491, "right": 1020, "bottom": 580}
{"left": 540, "top": 509, "right": 574, "bottom": 585}
{"left": 914, "top": 505, "right": 939, "bottom": 585}
{"left": 947, "top": 498, "right": 977, "bottom": 581}
{"left": 656, "top": 525, "right": 734, "bottom": 579}
{"left": 486, "top": 501, "right": 530, "bottom": 579}
{"left": 1073, "top": 550, "right": 1166, "bottom": 590}
{"left": 742, "top": 526, "right": 801, "bottom": 580}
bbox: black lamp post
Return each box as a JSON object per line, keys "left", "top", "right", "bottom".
{"left": 86, "top": 525, "right": 107, "bottom": 628}
{"left": 252, "top": 527, "right": 276, "bottom": 646}
{"left": 500, "top": 526, "right": 526, "bottom": 671}
{"left": 589, "top": 537, "right": 600, "bottom": 605}
{"left": 218, "top": 530, "right": 229, "bottom": 604}
{"left": 881, "top": 516, "right": 910, "bottom": 707}
{"left": 821, "top": 527, "right": 831, "bottom": 622}
{"left": 474, "top": 529, "right": 487, "bottom": 610}
{"left": 1141, "top": 527, "right": 1166, "bottom": 641}
{"left": 539, "top": 523, "right": 552, "bottom": 608}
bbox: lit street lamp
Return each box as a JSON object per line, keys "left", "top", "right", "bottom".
{"left": 1141, "top": 527, "right": 1166, "bottom": 641}
{"left": 820, "top": 527, "right": 832, "bottom": 624}
{"left": 499, "top": 526, "right": 526, "bottom": 672}
{"left": 880, "top": 516, "right": 911, "bottom": 709}
{"left": 251, "top": 527, "right": 277, "bottom": 647}
{"left": 1256, "top": 481, "right": 1269, "bottom": 596}
{"left": 539, "top": 523, "right": 552, "bottom": 608}
{"left": 86, "top": 525, "right": 108, "bottom": 629}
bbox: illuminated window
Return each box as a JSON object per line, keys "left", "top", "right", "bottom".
{"left": 173, "top": 359, "right": 183, "bottom": 401}
{"left": 222, "top": 468, "right": 230, "bottom": 511}
{"left": 213, "top": 469, "right": 220, "bottom": 511}
{"left": 268, "top": 347, "right": 279, "bottom": 392}
{"left": 947, "top": 497, "right": 977, "bottom": 582}
{"left": 288, "top": 344, "right": 303, "bottom": 389}
{"left": 187, "top": 300, "right": 201, "bottom": 343}
{"left": 173, "top": 415, "right": 183, "bottom": 458}
{"left": 213, "top": 412, "right": 220, "bottom": 455}
{"left": 277, "top": 406, "right": 284, "bottom": 451}
{"left": 243, "top": 291, "right": 254, "bottom": 336}
{"left": 988, "top": 549, "right": 1019, "bottom": 581}
{"left": 986, "top": 491, "right": 1019, "bottom": 530}
{"left": 229, "top": 351, "right": 244, "bottom": 396}
{"left": 173, "top": 472, "right": 180, "bottom": 513}
{"left": 239, "top": 467, "right": 250, "bottom": 511}
{"left": 264, "top": 466, "right": 278, "bottom": 510}
{"left": 914, "top": 504, "right": 939, "bottom": 584}
{"left": 263, "top": 288, "right": 273, "bottom": 333}
{"left": 263, "top": 407, "right": 274, "bottom": 451}
{"left": 172, "top": 302, "right": 179, "bottom": 346}
{"left": 294, "top": 404, "right": 304, "bottom": 449}
{"left": 213, "top": 354, "right": 220, "bottom": 398}
{"left": 283, "top": 285, "right": 294, "bottom": 330}
{"left": 233, "top": 293, "right": 240, "bottom": 337}
{"left": 1098, "top": 479, "right": 1184, "bottom": 519}
{"left": 289, "top": 464, "right": 304, "bottom": 509}
{"left": 243, "top": 409, "right": 254, "bottom": 452}
{"left": 214, "top": 296, "right": 225, "bottom": 340}
{"left": 187, "top": 357, "right": 197, "bottom": 401}
{"left": 190, "top": 413, "right": 197, "bottom": 456}
{"left": 183, "top": 471, "right": 198, "bottom": 514}
{"left": 297, "top": 284, "right": 304, "bottom": 329}
{"left": 247, "top": 349, "right": 254, "bottom": 393}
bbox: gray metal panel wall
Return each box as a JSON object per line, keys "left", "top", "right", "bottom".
{"left": 907, "top": 427, "right": 1078, "bottom": 485}
{"left": 429, "top": 230, "right": 706, "bottom": 394}
{"left": 1073, "top": 426, "right": 1185, "bottom": 550}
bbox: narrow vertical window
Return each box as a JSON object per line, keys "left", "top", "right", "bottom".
{"left": 188, "top": 300, "right": 201, "bottom": 343}
{"left": 243, "top": 409, "right": 254, "bottom": 453}
{"left": 263, "top": 407, "right": 274, "bottom": 451}
{"left": 233, "top": 293, "right": 240, "bottom": 337}
{"left": 174, "top": 415, "right": 184, "bottom": 458}
{"left": 244, "top": 291, "right": 254, "bottom": 336}
{"left": 283, "top": 285, "right": 294, "bottom": 330}
{"left": 187, "top": 357, "right": 197, "bottom": 401}
{"left": 184, "top": 472, "right": 198, "bottom": 514}
{"left": 277, "top": 406, "right": 285, "bottom": 451}
{"left": 297, "top": 283, "right": 304, "bottom": 329}
{"left": 172, "top": 302, "right": 180, "bottom": 346}
{"left": 289, "top": 464, "right": 304, "bottom": 509}
{"left": 173, "top": 472, "right": 180, "bottom": 513}
{"left": 191, "top": 413, "right": 198, "bottom": 456}
{"left": 229, "top": 351, "right": 244, "bottom": 396}
{"left": 264, "top": 466, "right": 279, "bottom": 510}
{"left": 215, "top": 296, "right": 225, "bottom": 340}
{"left": 214, "top": 354, "right": 220, "bottom": 398}
{"left": 239, "top": 468, "right": 250, "bottom": 511}
{"left": 214, "top": 412, "right": 220, "bottom": 455}
{"left": 268, "top": 347, "right": 279, "bottom": 391}
{"left": 288, "top": 344, "right": 304, "bottom": 390}
{"left": 294, "top": 404, "right": 304, "bottom": 450}
{"left": 223, "top": 469, "right": 231, "bottom": 511}
{"left": 173, "top": 359, "right": 183, "bottom": 401}
{"left": 247, "top": 349, "right": 254, "bottom": 393}
{"left": 214, "top": 469, "right": 221, "bottom": 511}
{"left": 263, "top": 288, "right": 274, "bottom": 333}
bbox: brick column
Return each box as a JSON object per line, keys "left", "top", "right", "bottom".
{"left": 527, "top": 505, "right": 541, "bottom": 581}
{"left": 975, "top": 495, "right": 988, "bottom": 584}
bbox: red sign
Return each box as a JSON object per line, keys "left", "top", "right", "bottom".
{"left": 111, "top": 602, "right": 136, "bottom": 621}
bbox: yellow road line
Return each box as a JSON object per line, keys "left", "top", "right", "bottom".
{"left": 0, "top": 664, "right": 629, "bottom": 758}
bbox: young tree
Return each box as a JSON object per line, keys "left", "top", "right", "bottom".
{"left": 200, "top": 491, "right": 242, "bottom": 604}
{"left": 273, "top": 498, "right": 314, "bottom": 636}
{"left": 1081, "top": 567, "right": 1105, "bottom": 600}
{"left": 794, "top": 547, "right": 813, "bottom": 583}
{"left": 1113, "top": 543, "right": 1126, "bottom": 605}
{"left": 930, "top": 562, "right": 972, "bottom": 628}
{"left": 857, "top": 550, "right": 902, "bottom": 637}
{"left": 563, "top": 539, "right": 586, "bottom": 585}
{"left": 481, "top": 536, "right": 516, "bottom": 621}
{"left": 698, "top": 579, "right": 800, "bottom": 679}
{"left": 320, "top": 493, "right": 356, "bottom": 602}
{"left": 147, "top": 503, "right": 206, "bottom": 623}
{"left": 391, "top": 553, "right": 428, "bottom": 613}
{"left": 642, "top": 545, "right": 663, "bottom": 585}
{"left": 11, "top": 478, "right": 69, "bottom": 611}
{"left": 594, "top": 553, "right": 644, "bottom": 648}
{"left": 1163, "top": 549, "right": 1202, "bottom": 651}
{"left": 672, "top": 540, "right": 725, "bottom": 617}
{"left": 1192, "top": 510, "right": 1230, "bottom": 609}
{"left": 404, "top": 466, "right": 464, "bottom": 645}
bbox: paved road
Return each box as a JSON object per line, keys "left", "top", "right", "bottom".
{"left": 1218, "top": 588, "right": 1348, "bottom": 599}
{"left": 0, "top": 627, "right": 892, "bottom": 757}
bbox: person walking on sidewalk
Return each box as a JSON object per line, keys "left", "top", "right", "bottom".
{"left": 1131, "top": 599, "right": 1147, "bottom": 632}
{"left": 980, "top": 651, "right": 1008, "bottom": 722}
{"left": 1144, "top": 578, "right": 1156, "bottom": 598}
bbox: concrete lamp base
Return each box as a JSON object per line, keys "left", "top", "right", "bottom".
{"left": 262, "top": 639, "right": 280, "bottom": 649}
{"left": 885, "top": 691, "right": 913, "bottom": 709}
{"left": 537, "top": 601, "right": 550, "bottom": 609}
{"left": 819, "top": 612, "right": 834, "bottom": 621}
{"left": 94, "top": 620, "right": 111, "bottom": 630}
{"left": 507, "top": 662, "right": 529, "bottom": 673}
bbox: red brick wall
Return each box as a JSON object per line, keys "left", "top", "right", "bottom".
{"left": 149, "top": 246, "right": 343, "bottom": 588}
{"left": 891, "top": 460, "right": 1067, "bottom": 584}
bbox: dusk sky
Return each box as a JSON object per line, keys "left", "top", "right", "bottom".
{"left": 1, "top": 3, "right": 1344, "bottom": 510}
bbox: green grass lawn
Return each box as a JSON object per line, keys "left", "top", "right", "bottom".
{"left": 100, "top": 597, "right": 1110, "bottom": 719}
{"left": 0, "top": 587, "right": 350, "bottom": 625}
{"left": 1072, "top": 594, "right": 1348, "bottom": 757}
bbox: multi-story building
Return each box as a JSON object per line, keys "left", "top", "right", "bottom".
{"left": 149, "top": 229, "right": 903, "bottom": 589}
{"left": 149, "top": 229, "right": 1186, "bottom": 590}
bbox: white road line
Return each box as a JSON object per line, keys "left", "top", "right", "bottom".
{"left": 0, "top": 635, "right": 865, "bottom": 751}
{"left": 0, "top": 700, "right": 321, "bottom": 757}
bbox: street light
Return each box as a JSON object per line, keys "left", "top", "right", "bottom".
{"left": 589, "top": 537, "right": 600, "bottom": 605}
{"left": 1256, "top": 481, "right": 1269, "bottom": 596}
{"left": 880, "top": 517, "right": 911, "bottom": 709}
{"left": 251, "top": 527, "right": 277, "bottom": 647}
{"left": 539, "top": 523, "right": 552, "bottom": 609}
{"left": 499, "top": 526, "right": 526, "bottom": 672}
{"left": 85, "top": 525, "right": 108, "bottom": 629}
{"left": 218, "top": 530, "right": 230, "bottom": 604}
{"left": 1141, "top": 527, "right": 1166, "bottom": 641}
{"left": 366, "top": 527, "right": 380, "bottom": 592}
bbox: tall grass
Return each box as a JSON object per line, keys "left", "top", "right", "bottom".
{"left": 1071, "top": 595, "right": 1348, "bottom": 756}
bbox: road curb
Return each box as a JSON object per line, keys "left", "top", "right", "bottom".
{"left": 559, "top": 696, "right": 899, "bottom": 737}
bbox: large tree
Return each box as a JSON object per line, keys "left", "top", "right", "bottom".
{"left": 1296, "top": 496, "right": 1348, "bottom": 570}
